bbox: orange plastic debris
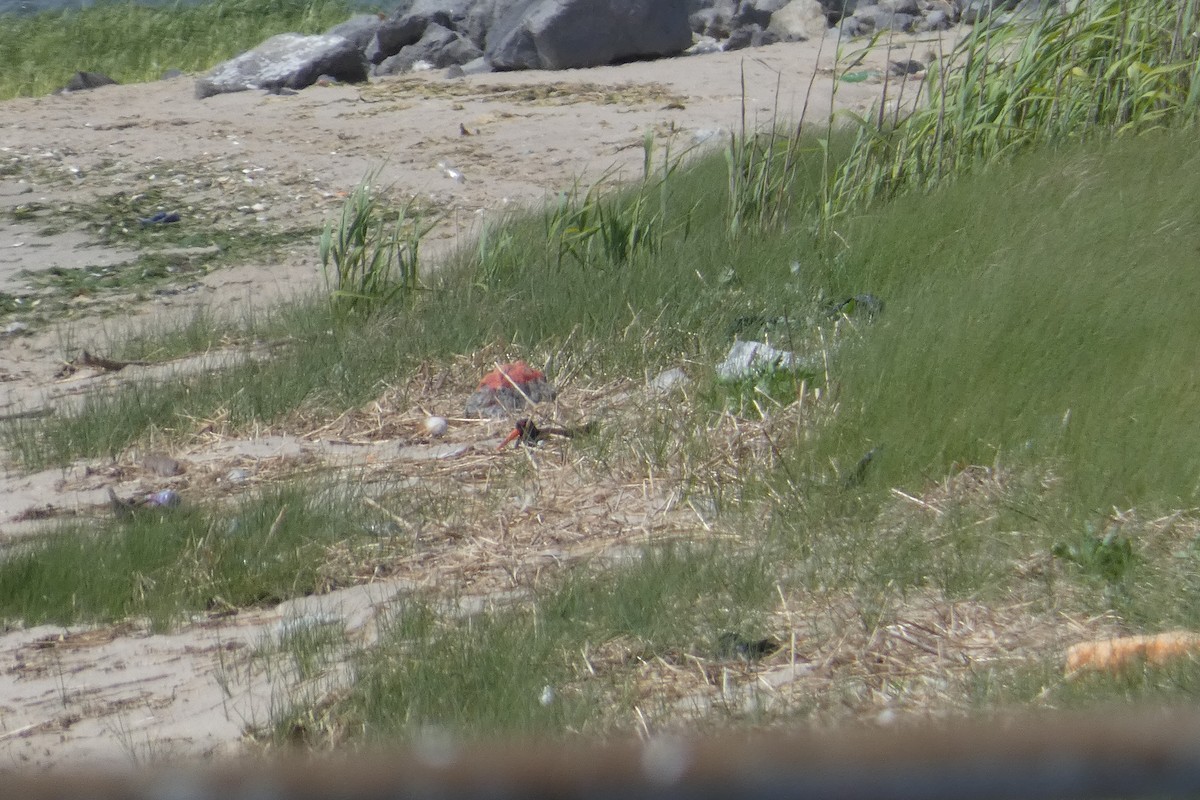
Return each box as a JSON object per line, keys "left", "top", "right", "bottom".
{"left": 478, "top": 361, "right": 545, "bottom": 390}
{"left": 1064, "top": 630, "right": 1200, "bottom": 677}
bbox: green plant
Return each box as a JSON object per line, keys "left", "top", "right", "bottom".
{"left": 1053, "top": 524, "right": 1137, "bottom": 584}
{"left": 827, "top": 0, "right": 1200, "bottom": 221}
{"left": 319, "top": 173, "right": 430, "bottom": 318}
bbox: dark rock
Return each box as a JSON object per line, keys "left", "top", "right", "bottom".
{"left": 817, "top": 0, "right": 858, "bottom": 22}
{"left": 196, "top": 33, "right": 367, "bottom": 99}
{"left": 889, "top": 58, "right": 924, "bottom": 75}
{"left": 486, "top": 0, "right": 692, "bottom": 71}
{"left": 725, "top": 23, "right": 780, "bottom": 51}
{"left": 59, "top": 71, "right": 116, "bottom": 93}
{"left": 767, "top": 0, "right": 829, "bottom": 40}
{"left": 717, "top": 632, "right": 782, "bottom": 661}
{"left": 375, "top": 22, "right": 483, "bottom": 75}
{"left": 846, "top": 4, "right": 917, "bottom": 33}
{"left": 326, "top": 14, "right": 385, "bottom": 52}
{"left": 369, "top": 0, "right": 478, "bottom": 64}
{"left": 724, "top": 0, "right": 792, "bottom": 29}
{"left": 961, "top": 0, "right": 1020, "bottom": 24}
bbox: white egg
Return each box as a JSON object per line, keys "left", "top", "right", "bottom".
{"left": 423, "top": 416, "right": 449, "bottom": 437}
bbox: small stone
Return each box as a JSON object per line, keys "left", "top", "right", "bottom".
{"left": 423, "top": 416, "right": 449, "bottom": 437}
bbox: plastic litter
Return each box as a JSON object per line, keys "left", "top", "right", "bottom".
{"left": 138, "top": 211, "right": 181, "bottom": 225}
{"left": 715, "top": 341, "right": 797, "bottom": 381}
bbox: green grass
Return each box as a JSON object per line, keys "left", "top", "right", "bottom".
{"left": 801, "top": 127, "right": 1200, "bottom": 511}
{"left": 283, "top": 544, "right": 779, "bottom": 743}
{"left": 0, "top": 482, "right": 389, "bottom": 629}
{"left": 0, "top": 0, "right": 356, "bottom": 99}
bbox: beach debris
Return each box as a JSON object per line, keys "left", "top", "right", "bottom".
{"left": 464, "top": 361, "right": 557, "bottom": 419}
{"left": 827, "top": 293, "right": 884, "bottom": 321}
{"left": 648, "top": 367, "right": 690, "bottom": 395}
{"left": 498, "top": 418, "right": 594, "bottom": 449}
{"left": 145, "top": 489, "right": 182, "bottom": 509}
{"left": 716, "top": 340, "right": 797, "bottom": 381}
{"left": 225, "top": 468, "right": 251, "bottom": 484}
{"left": 143, "top": 454, "right": 186, "bottom": 477}
{"left": 138, "top": 211, "right": 181, "bottom": 226}
{"left": 423, "top": 415, "right": 449, "bottom": 437}
{"left": 1065, "top": 631, "right": 1200, "bottom": 678}
{"left": 716, "top": 631, "right": 781, "bottom": 661}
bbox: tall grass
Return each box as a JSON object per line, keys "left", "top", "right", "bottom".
{"left": 294, "top": 545, "right": 778, "bottom": 742}
{"left": 828, "top": 0, "right": 1200, "bottom": 218}
{"left": 0, "top": 483, "right": 381, "bottom": 628}
{"left": 800, "top": 127, "right": 1200, "bottom": 511}
{"left": 320, "top": 175, "right": 428, "bottom": 319}
{"left": 0, "top": 0, "right": 353, "bottom": 99}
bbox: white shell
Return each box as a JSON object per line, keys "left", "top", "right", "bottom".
{"left": 423, "top": 416, "right": 449, "bottom": 437}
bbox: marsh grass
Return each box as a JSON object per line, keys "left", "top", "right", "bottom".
{"left": 320, "top": 175, "right": 429, "bottom": 319}
{"left": 0, "top": 482, "right": 385, "bottom": 629}
{"left": 288, "top": 544, "right": 778, "bottom": 742}
{"left": 829, "top": 0, "right": 1200, "bottom": 218}
{"left": 801, "top": 127, "right": 1200, "bottom": 512}
{"left": 0, "top": 0, "right": 354, "bottom": 99}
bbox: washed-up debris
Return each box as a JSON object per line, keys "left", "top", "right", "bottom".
{"left": 843, "top": 446, "right": 881, "bottom": 488}
{"left": 225, "top": 468, "right": 251, "bottom": 484}
{"left": 464, "top": 361, "right": 557, "bottom": 418}
{"left": 716, "top": 631, "right": 781, "bottom": 661}
{"left": 143, "top": 453, "right": 186, "bottom": 477}
{"left": 108, "top": 487, "right": 182, "bottom": 519}
{"left": 715, "top": 340, "right": 797, "bottom": 381}
{"left": 828, "top": 293, "right": 884, "bottom": 321}
{"left": 146, "top": 489, "right": 181, "bottom": 508}
{"left": 423, "top": 415, "right": 449, "bottom": 437}
{"left": 498, "top": 418, "right": 595, "bottom": 449}
{"left": 648, "top": 367, "right": 689, "bottom": 395}
{"left": 138, "top": 211, "right": 182, "bottom": 226}
{"left": 75, "top": 350, "right": 149, "bottom": 373}
{"left": 1066, "top": 631, "right": 1200, "bottom": 677}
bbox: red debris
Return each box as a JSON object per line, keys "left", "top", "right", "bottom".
{"left": 478, "top": 361, "right": 545, "bottom": 391}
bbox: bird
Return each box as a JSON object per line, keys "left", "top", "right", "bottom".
{"left": 498, "top": 418, "right": 594, "bottom": 449}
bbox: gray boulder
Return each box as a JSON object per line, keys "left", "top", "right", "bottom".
{"left": 368, "top": 0, "right": 477, "bottom": 64}
{"left": 732, "top": 0, "right": 790, "bottom": 29}
{"left": 375, "top": 22, "right": 484, "bottom": 75}
{"left": 767, "top": 0, "right": 829, "bottom": 40}
{"left": 725, "top": 23, "right": 781, "bottom": 51}
{"left": 486, "top": 0, "right": 692, "bottom": 71}
{"left": 196, "top": 33, "right": 367, "bottom": 98}
{"left": 325, "top": 14, "right": 384, "bottom": 52}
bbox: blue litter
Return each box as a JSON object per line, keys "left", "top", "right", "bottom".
{"left": 138, "top": 211, "right": 181, "bottom": 225}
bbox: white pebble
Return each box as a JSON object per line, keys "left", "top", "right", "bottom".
{"left": 424, "top": 416, "right": 449, "bottom": 437}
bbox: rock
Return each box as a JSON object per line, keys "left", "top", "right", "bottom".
{"left": 485, "top": 0, "right": 692, "bottom": 71}
{"left": 716, "top": 341, "right": 797, "bottom": 381}
{"left": 143, "top": 454, "right": 186, "bottom": 477}
{"left": 816, "top": 0, "right": 858, "bottom": 22}
{"left": 368, "top": 0, "right": 478, "bottom": 64}
{"left": 877, "top": 0, "right": 918, "bottom": 12}
{"left": 196, "top": 33, "right": 367, "bottom": 99}
{"left": 375, "top": 22, "right": 483, "bottom": 75}
{"left": 725, "top": 23, "right": 780, "bottom": 51}
{"left": 916, "top": 8, "right": 952, "bottom": 30}
{"left": 648, "top": 367, "right": 690, "bottom": 394}
{"left": 423, "top": 416, "right": 450, "bottom": 437}
{"left": 57, "top": 71, "right": 116, "bottom": 93}
{"left": 325, "top": 14, "right": 385, "bottom": 52}
{"left": 844, "top": 4, "right": 918, "bottom": 33}
{"left": 767, "top": 0, "right": 829, "bottom": 41}
{"left": 960, "top": 0, "right": 1020, "bottom": 24}
{"left": 732, "top": 0, "right": 788, "bottom": 29}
